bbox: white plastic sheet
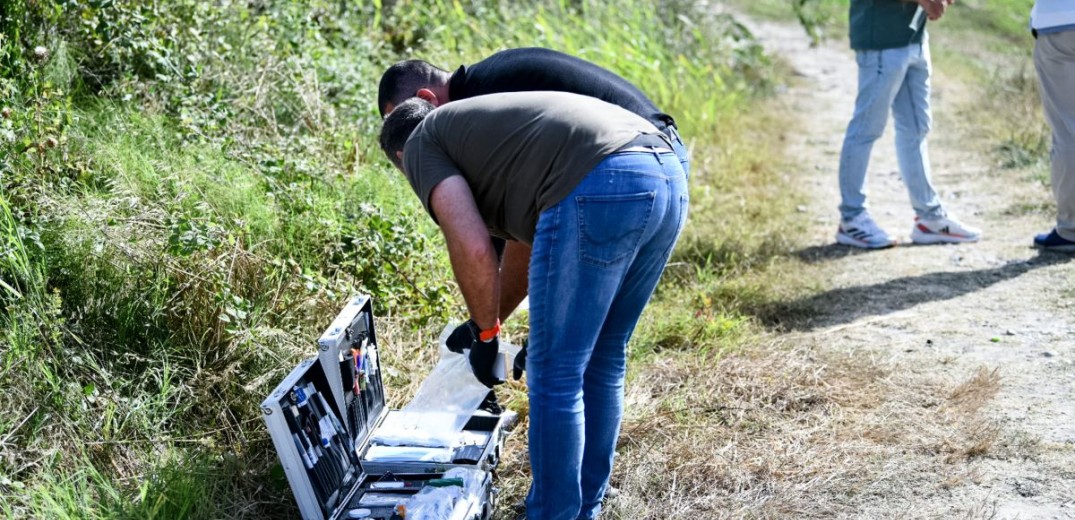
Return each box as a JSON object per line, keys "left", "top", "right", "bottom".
{"left": 362, "top": 445, "right": 453, "bottom": 463}
{"left": 443, "top": 467, "right": 484, "bottom": 507}
{"left": 369, "top": 324, "right": 520, "bottom": 448}
{"left": 403, "top": 468, "right": 485, "bottom": 520}
{"left": 403, "top": 486, "right": 457, "bottom": 520}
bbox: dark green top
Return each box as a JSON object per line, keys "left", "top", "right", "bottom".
{"left": 850, "top": 0, "right": 926, "bottom": 50}
{"left": 401, "top": 91, "right": 662, "bottom": 244}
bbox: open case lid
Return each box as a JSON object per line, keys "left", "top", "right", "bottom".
{"left": 260, "top": 295, "right": 389, "bottom": 520}
{"left": 261, "top": 357, "right": 365, "bottom": 520}
{"left": 316, "top": 294, "right": 387, "bottom": 450}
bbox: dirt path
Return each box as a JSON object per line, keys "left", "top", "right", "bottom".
{"left": 739, "top": 15, "right": 1075, "bottom": 520}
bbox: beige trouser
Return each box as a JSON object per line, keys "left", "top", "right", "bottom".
{"left": 1035, "top": 29, "right": 1075, "bottom": 241}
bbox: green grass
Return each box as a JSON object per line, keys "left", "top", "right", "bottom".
{"left": 0, "top": 188, "right": 40, "bottom": 300}
{"left": 943, "top": 0, "right": 1036, "bottom": 42}
{"left": 0, "top": 0, "right": 798, "bottom": 517}
{"left": 2, "top": 0, "right": 1055, "bottom": 517}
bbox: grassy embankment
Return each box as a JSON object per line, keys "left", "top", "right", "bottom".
{"left": 1, "top": 1, "right": 803, "bottom": 517}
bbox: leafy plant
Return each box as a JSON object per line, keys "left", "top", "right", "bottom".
{"left": 793, "top": 0, "right": 845, "bottom": 45}
{"left": 0, "top": 0, "right": 785, "bottom": 517}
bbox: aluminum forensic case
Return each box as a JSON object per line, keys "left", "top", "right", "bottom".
{"left": 261, "top": 295, "right": 515, "bottom": 520}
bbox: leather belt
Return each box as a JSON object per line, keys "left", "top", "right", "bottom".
{"left": 615, "top": 133, "right": 675, "bottom": 155}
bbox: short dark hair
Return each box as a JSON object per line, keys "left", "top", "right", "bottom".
{"left": 379, "top": 97, "right": 435, "bottom": 170}
{"left": 377, "top": 60, "right": 446, "bottom": 117}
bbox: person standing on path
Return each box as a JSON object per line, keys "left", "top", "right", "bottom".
{"left": 1031, "top": 1, "right": 1075, "bottom": 252}
{"left": 835, "top": 0, "right": 982, "bottom": 248}
{"left": 379, "top": 91, "right": 688, "bottom": 520}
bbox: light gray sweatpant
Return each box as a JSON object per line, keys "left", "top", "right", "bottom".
{"left": 1035, "top": 29, "right": 1075, "bottom": 241}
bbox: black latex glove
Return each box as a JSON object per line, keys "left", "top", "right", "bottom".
{"left": 469, "top": 335, "right": 505, "bottom": 388}
{"left": 446, "top": 320, "right": 477, "bottom": 354}
{"left": 512, "top": 342, "right": 528, "bottom": 380}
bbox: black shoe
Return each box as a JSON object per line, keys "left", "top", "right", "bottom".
{"left": 1034, "top": 229, "right": 1075, "bottom": 252}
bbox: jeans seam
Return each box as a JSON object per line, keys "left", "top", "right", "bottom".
{"left": 656, "top": 192, "right": 689, "bottom": 263}
{"left": 892, "top": 79, "right": 919, "bottom": 139}
{"left": 903, "top": 58, "right": 927, "bottom": 137}
{"left": 854, "top": 51, "right": 887, "bottom": 130}
{"left": 589, "top": 168, "right": 677, "bottom": 180}
{"left": 536, "top": 204, "right": 558, "bottom": 362}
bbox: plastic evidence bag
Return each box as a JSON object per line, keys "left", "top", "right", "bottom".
{"left": 370, "top": 324, "right": 520, "bottom": 448}
{"left": 404, "top": 468, "right": 484, "bottom": 520}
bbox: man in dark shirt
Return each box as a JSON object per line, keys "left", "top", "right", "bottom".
{"left": 379, "top": 48, "right": 691, "bottom": 368}
{"left": 377, "top": 47, "right": 689, "bottom": 176}
{"left": 379, "top": 92, "right": 688, "bottom": 520}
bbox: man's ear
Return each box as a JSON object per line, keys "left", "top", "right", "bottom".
{"left": 416, "top": 88, "right": 441, "bottom": 107}
{"left": 395, "top": 150, "right": 404, "bottom": 162}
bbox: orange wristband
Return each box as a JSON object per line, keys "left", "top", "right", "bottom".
{"left": 478, "top": 320, "right": 500, "bottom": 342}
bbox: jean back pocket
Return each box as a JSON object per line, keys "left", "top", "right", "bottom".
{"left": 576, "top": 191, "right": 657, "bottom": 268}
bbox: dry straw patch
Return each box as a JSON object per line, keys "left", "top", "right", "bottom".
{"left": 524, "top": 339, "right": 1015, "bottom": 519}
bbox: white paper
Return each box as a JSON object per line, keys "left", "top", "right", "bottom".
{"left": 362, "top": 445, "right": 453, "bottom": 463}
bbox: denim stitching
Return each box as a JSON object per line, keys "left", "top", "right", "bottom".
{"left": 911, "top": 53, "right": 930, "bottom": 137}
{"left": 657, "top": 193, "right": 690, "bottom": 262}
{"left": 852, "top": 51, "right": 886, "bottom": 132}
{"left": 576, "top": 191, "right": 656, "bottom": 268}
{"left": 538, "top": 203, "right": 559, "bottom": 346}
{"left": 590, "top": 167, "right": 677, "bottom": 180}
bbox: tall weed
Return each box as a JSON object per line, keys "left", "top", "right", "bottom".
{"left": 0, "top": 0, "right": 782, "bottom": 517}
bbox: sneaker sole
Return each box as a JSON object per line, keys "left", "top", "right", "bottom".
{"left": 1034, "top": 242, "right": 1075, "bottom": 253}
{"left": 910, "top": 230, "right": 980, "bottom": 245}
{"left": 836, "top": 232, "right": 897, "bottom": 249}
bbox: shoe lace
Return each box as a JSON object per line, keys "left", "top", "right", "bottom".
{"left": 851, "top": 216, "right": 884, "bottom": 236}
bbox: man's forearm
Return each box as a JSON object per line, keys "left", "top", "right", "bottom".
{"left": 914, "top": 0, "right": 952, "bottom": 20}
{"left": 447, "top": 237, "right": 500, "bottom": 331}
{"left": 498, "top": 240, "right": 530, "bottom": 321}
{"left": 429, "top": 176, "right": 500, "bottom": 330}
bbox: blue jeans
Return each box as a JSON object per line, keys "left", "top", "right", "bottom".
{"left": 666, "top": 125, "right": 691, "bottom": 179}
{"left": 525, "top": 150, "right": 688, "bottom": 520}
{"left": 838, "top": 36, "right": 945, "bottom": 221}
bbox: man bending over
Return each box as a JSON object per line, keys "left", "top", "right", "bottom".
{"left": 380, "top": 91, "right": 688, "bottom": 519}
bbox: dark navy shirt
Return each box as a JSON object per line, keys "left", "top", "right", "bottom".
{"left": 849, "top": 0, "right": 926, "bottom": 50}
{"left": 447, "top": 47, "right": 675, "bottom": 132}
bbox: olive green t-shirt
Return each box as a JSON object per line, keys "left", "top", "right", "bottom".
{"left": 401, "top": 91, "right": 664, "bottom": 244}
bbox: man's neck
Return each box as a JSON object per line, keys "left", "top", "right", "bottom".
{"left": 431, "top": 70, "right": 453, "bottom": 102}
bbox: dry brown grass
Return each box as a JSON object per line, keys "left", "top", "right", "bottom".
{"left": 482, "top": 337, "right": 1017, "bottom": 519}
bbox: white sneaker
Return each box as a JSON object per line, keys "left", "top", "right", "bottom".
{"left": 836, "top": 213, "right": 897, "bottom": 249}
{"left": 910, "top": 216, "right": 981, "bottom": 244}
